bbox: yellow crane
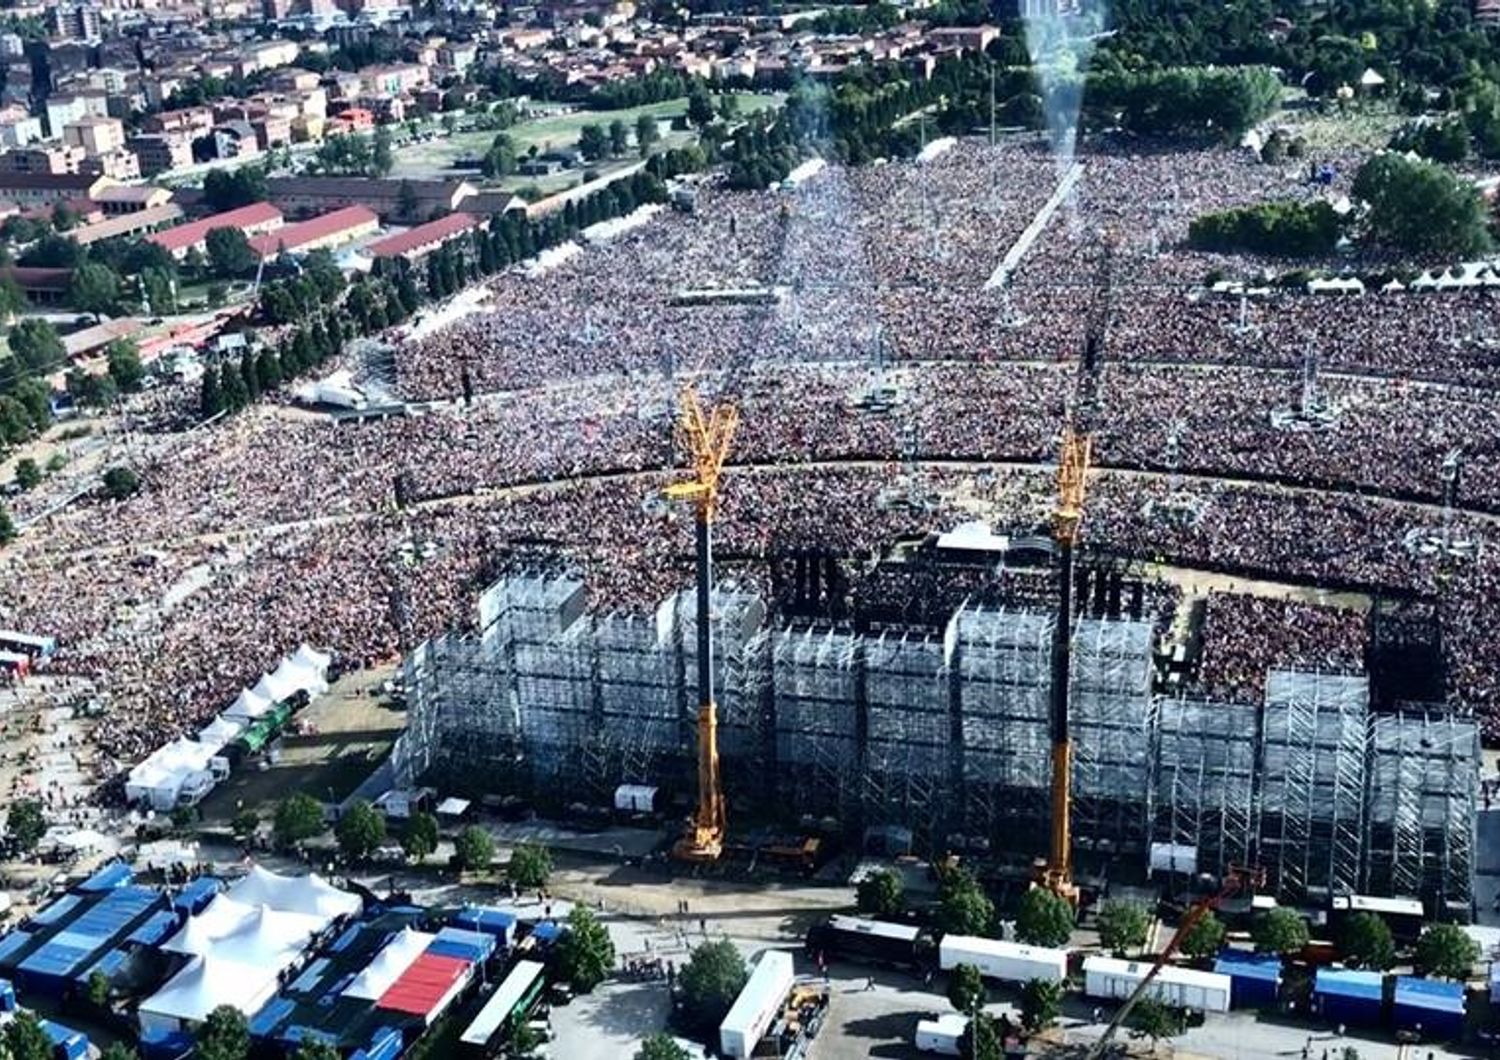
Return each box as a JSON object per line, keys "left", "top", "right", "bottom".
{"left": 1039, "top": 233, "right": 1111, "bottom": 905}
{"left": 665, "top": 385, "right": 739, "bottom": 862}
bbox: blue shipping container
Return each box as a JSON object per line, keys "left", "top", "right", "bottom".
{"left": 1392, "top": 976, "right": 1464, "bottom": 1040}
{"left": 1213, "top": 950, "right": 1283, "bottom": 1009}
{"left": 1313, "top": 969, "right": 1385, "bottom": 1027}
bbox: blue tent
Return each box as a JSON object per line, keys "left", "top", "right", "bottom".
{"left": 452, "top": 906, "right": 517, "bottom": 947}
{"left": 1213, "top": 950, "right": 1282, "bottom": 1008}
{"left": 38, "top": 1019, "right": 88, "bottom": 1060}
{"left": 1392, "top": 976, "right": 1464, "bottom": 1039}
{"left": 1313, "top": 969, "right": 1385, "bottom": 1026}
{"left": 428, "top": 926, "right": 495, "bottom": 964}
{"left": 75, "top": 862, "right": 132, "bottom": 894}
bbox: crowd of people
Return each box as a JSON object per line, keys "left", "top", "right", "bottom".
{"left": 5, "top": 132, "right": 1500, "bottom": 786}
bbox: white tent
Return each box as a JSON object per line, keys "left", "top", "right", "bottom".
{"left": 125, "top": 738, "right": 219, "bottom": 810}
{"left": 138, "top": 955, "right": 281, "bottom": 1034}
{"left": 291, "top": 644, "right": 332, "bottom": 679}
{"left": 271, "top": 657, "right": 326, "bottom": 697}
{"left": 164, "top": 894, "right": 326, "bottom": 962}
{"left": 225, "top": 686, "right": 274, "bottom": 721}
{"left": 197, "top": 715, "right": 245, "bottom": 752}
{"left": 1359, "top": 67, "right": 1387, "bottom": 88}
{"left": 1307, "top": 277, "right": 1364, "bottom": 294}
{"left": 343, "top": 928, "right": 435, "bottom": 1000}
{"left": 227, "top": 865, "right": 363, "bottom": 921}
{"left": 252, "top": 669, "right": 301, "bottom": 705}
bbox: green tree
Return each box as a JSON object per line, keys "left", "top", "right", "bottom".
{"left": 578, "top": 122, "right": 609, "bottom": 161}
{"left": 9, "top": 318, "right": 65, "bottom": 373}
{"left": 958, "top": 1010, "right": 1002, "bottom": 1060}
{"left": 0, "top": 503, "right": 13, "bottom": 545}
{"left": 1252, "top": 908, "right": 1309, "bottom": 956}
{"left": 687, "top": 86, "right": 716, "bottom": 128}
{"left": 67, "top": 367, "right": 118, "bottom": 409}
{"left": 14, "top": 458, "right": 40, "bottom": 490}
{"left": 69, "top": 261, "right": 120, "bottom": 321}
{"left": 1020, "top": 977, "right": 1062, "bottom": 1031}
{"left": 609, "top": 118, "right": 629, "bottom": 156}
{"left": 481, "top": 132, "right": 517, "bottom": 178}
{"left": 1336, "top": 912, "right": 1396, "bottom": 971}
{"left": 141, "top": 266, "right": 176, "bottom": 314}
{"left": 203, "top": 167, "right": 268, "bottom": 210}
{"left": 1096, "top": 900, "right": 1151, "bottom": 957}
{"left": 1415, "top": 922, "right": 1479, "bottom": 980}
{"left": 402, "top": 810, "right": 438, "bottom": 862}
{"left": 335, "top": 799, "right": 386, "bottom": 862}
{"left": 195, "top": 1004, "right": 250, "bottom": 1060}
{"left": 948, "top": 962, "right": 985, "bottom": 1014}
{"left": 170, "top": 805, "right": 196, "bottom": 834}
{"left": 454, "top": 825, "right": 495, "bottom": 871}
{"left": 1128, "top": 998, "right": 1184, "bottom": 1046}
{"left": 100, "top": 1044, "right": 140, "bottom": 1060}
{"left": 1015, "top": 887, "right": 1073, "bottom": 948}
{"left": 4, "top": 1011, "right": 54, "bottom": 1060}
{"left": 200, "top": 362, "right": 223, "bottom": 418}
{"left": 206, "top": 227, "right": 257, "bottom": 278}
{"left": 372, "top": 125, "right": 395, "bottom": 177}
{"left": 293, "top": 1042, "right": 339, "bottom": 1060}
{"left": 557, "top": 905, "right": 617, "bottom": 993}
{"left": 11, "top": 378, "right": 50, "bottom": 431}
{"left": 856, "top": 868, "right": 905, "bottom": 918}
{"left": 1352, "top": 152, "right": 1491, "bottom": 257}
{"left": 397, "top": 180, "right": 419, "bottom": 221}
{"left": 107, "top": 339, "right": 145, "bottom": 392}
{"left": 507, "top": 841, "right": 552, "bottom": 887}
{"left": 230, "top": 809, "right": 259, "bottom": 840}
{"left": 1179, "top": 911, "right": 1227, "bottom": 961}
{"left": 510, "top": 1021, "right": 543, "bottom": 1058}
{"left": 636, "top": 113, "right": 660, "bottom": 157}
{"left": 86, "top": 968, "right": 110, "bottom": 1005}
{"left": 273, "top": 792, "right": 326, "bottom": 848}
{"left": 938, "top": 868, "right": 996, "bottom": 937}
{"left": 634, "top": 1034, "right": 691, "bottom": 1060}
{"left": 678, "top": 939, "right": 748, "bottom": 1033}
{"left": 101, "top": 466, "right": 140, "bottom": 500}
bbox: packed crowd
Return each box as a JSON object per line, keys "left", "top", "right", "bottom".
{"left": 6, "top": 134, "right": 1500, "bottom": 784}
{"left": 1195, "top": 592, "right": 1369, "bottom": 703}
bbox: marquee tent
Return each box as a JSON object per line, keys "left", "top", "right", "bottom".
{"left": 139, "top": 955, "right": 282, "bottom": 1033}
{"left": 225, "top": 686, "right": 274, "bottom": 721}
{"left": 226, "top": 866, "right": 363, "bottom": 922}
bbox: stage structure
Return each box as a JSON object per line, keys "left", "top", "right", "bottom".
{"left": 393, "top": 572, "right": 1478, "bottom": 911}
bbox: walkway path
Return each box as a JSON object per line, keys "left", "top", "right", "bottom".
{"left": 986, "top": 159, "right": 1085, "bottom": 289}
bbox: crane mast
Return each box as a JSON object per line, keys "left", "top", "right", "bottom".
{"left": 1041, "top": 235, "right": 1112, "bottom": 904}
{"left": 665, "top": 385, "right": 739, "bottom": 862}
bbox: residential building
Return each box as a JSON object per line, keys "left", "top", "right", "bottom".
{"left": 1477, "top": 0, "right": 1500, "bottom": 22}
{"left": 128, "top": 133, "right": 194, "bottom": 175}
{"left": 249, "top": 204, "right": 379, "bottom": 258}
{"left": 210, "top": 121, "right": 261, "bottom": 160}
{"left": 0, "top": 112, "right": 44, "bottom": 148}
{"left": 80, "top": 148, "right": 140, "bottom": 180}
{"left": 70, "top": 202, "right": 185, "bottom": 245}
{"left": 142, "top": 106, "right": 215, "bottom": 139}
{"left": 0, "top": 144, "right": 87, "bottom": 175}
{"left": 63, "top": 115, "right": 127, "bottom": 157}
{"left": 44, "top": 94, "right": 91, "bottom": 138}
{"left": 92, "top": 184, "right": 174, "bottom": 215}
{"left": 265, "top": 176, "right": 477, "bottom": 220}
{"left": 146, "top": 201, "right": 284, "bottom": 260}
{"left": 48, "top": 4, "right": 101, "bottom": 41}
{"left": 0, "top": 172, "right": 114, "bottom": 206}
{"left": 365, "top": 212, "right": 480, "bottom": 263}
{"left": 236, "top": 39, "right": 300, "bottom": 78}
{"left": 251, "top": 113, "right": 294, "bottom": 150}
{"left": 358, "top": 63, "right": 428, "bottom": 97}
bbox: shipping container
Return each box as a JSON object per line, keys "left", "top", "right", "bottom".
{"left": 915, "top": 1014, "right": 968, "bottom": 1055}
{"left": 1083, "top": 956, "right": 1231, "bottom": 1013}
{"left": 720, "top": 950, "right": 795, "bottom": 1059}
{"left": 1312, "top": 968, "right": 1385, "bottom": 1027}
{"left": 806, "top": 915, "right": 930, "bottom": 970}
{"left": 938, "top": 935, "right": 1067, "bottom": 984}
{"left": 1212, "top": 949, "right": 1282, "bottom": 1008}
{"left": 1392, "top": 976, "right": 1464, "bottom": 1040}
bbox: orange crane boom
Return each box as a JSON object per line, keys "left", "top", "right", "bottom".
{"left": 666, "top": 385, "right": 739, "bottom": 862}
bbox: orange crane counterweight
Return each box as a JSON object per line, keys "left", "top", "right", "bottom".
{"left": 665, "top": 386, "right": 739, "bottom": 862}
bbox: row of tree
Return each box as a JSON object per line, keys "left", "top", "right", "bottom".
{"left": 1188, "top": 200, "right": 1344, "bottom": 257}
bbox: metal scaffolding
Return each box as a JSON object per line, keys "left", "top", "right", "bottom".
{"left": 863, "top": 630, "right": 949, "bottom": 841}
{"left": 1365, "top": 706, "right": 1477, "bottom": 914}
{"left": 1070, "top": 617, "right": 1156, "bottom": 854}
{"left": 948, "top": 605, "right": 1053, "bottom": 848}
{"left": 771, "top": 626, "right": 861, "bottom": 822}
{"left": 1151, "top": 698, "right": 1259, "bottom": 883}
{"left": 396, "top": 573, "right": 1478, "bottom": 907}
{"left": 1258, "top": 671, "right": 1370, "bottom": 903}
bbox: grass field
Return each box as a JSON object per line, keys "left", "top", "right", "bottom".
{"left": 388, "top": 92, "right": 784, "bottom": 181}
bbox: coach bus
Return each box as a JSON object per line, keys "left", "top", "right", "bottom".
{"left": 0, "top": 632, "right": 54, "bottom": 666}
{"left": 459, "top": 960, "right": 547, "bottom": 1056}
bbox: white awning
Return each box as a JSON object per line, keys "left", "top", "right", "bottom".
{"left": 343, "top": 928, "right": 435, "bottom": 1000}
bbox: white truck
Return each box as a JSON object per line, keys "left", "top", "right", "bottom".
{"left": 914, "top": 1013, "right": 969, "bottom": 1055}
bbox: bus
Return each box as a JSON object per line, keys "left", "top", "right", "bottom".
{"left": 459, "top": 960, "right": 547, "bottom": 1056}
{"left": 0, "top": 631, "right": 56, "bottom": 663}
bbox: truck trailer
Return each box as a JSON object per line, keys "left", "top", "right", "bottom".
{"left": 1083, "top": 956, "right": 1232, "bottom": 1014}
{"left": 938, "top": 935, "right": 1068, "bottom": 984}
{"left": 720, "top": 950, "right": 795, "bottom": 1059}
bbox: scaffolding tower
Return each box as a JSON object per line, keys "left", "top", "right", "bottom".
{"left": 1070, "top": 617, "right": 1156, "bottom": 854}
{"left": 863, "top": 630, "right": 950, "bottom": 842}
{"left": 949, "top": 605, "right": 1054, "bottom": 849}
{"left": 1150, "top": 698, "right": 1259, "bottom": 884}
{"left": 1258, "top": 671, "right": 1370, "bottom": 903}
{"left": 771, "top": 626, "right": 861, "bottom": 822}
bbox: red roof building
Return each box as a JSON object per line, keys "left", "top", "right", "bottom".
{"left": 147, "top": 201, "right": 284, "bottom": 260}
{"left": 365, "top": 212, "right": 480, "bottom": 262}
{"left": 249, "top": 204, "right": 379, "bottom": 259}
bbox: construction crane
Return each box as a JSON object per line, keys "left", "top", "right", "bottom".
{"left": 1085, "top": 865, "right": 1264, "bottom": 1060}
{"left": 1039, "top": 234, "right": 1112, "bottom": 905}
{"left": 665, "top": 384, "right": 740, "bottom": 862}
